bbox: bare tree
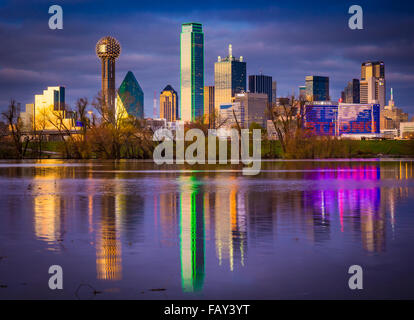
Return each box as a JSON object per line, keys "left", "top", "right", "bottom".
{"left": 209, "top": 109, "right": 229, "bottom": 130}
{"left": 1, "top": 100, "right": 29, "bottom": 158}
{"left": 266, "top": 96, "right": 305, "bottom": 154}
{"left": 75, "top": 98, "right": 89, "bottom": 137}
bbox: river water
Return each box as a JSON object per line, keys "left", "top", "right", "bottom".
{"left": 0, "top": 159, "right": 413, "bottom": 299}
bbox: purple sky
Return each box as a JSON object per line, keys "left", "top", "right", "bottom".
{"left": 0, "top": 0, "right": 413, "bottom": 117}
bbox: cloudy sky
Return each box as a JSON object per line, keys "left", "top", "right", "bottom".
{"left": 0, "top": 0, "right": 413, "bottom": 117}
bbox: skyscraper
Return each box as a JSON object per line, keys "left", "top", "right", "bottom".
{"left": 299, "top": 86, "right": 306, "bottom": 101}
{"left": 203, "top": 86, "right": 215, "bottom": 126}
{"left": 272, "top": 81, "right": 277, "bottom": 103}
{"left": 160, "top": 85, "right": 179, "bottom": 122}
{"left": 360, "top": 61, "right": 385, "bottom": 106}
{"left": 361, "top": 61, "right": 384, "bottom": 80}
{"left": 116, "top": 71, "right": 144, "bottom": 120}
{"left": 249, "top": 74, "right": 273, "bottom": 102}
{"left": 360, "top": 77, "right": 385, "bottom": 106}
{"left": 343, "top": 79, "right": 360, "bottom": 103}
{"left": 180, "top": 23, "right": 204, "bottom": 122}
{"left": 305, "top": 76, "right": 329, "bottom": 101}
{"left": 214, "top": 44, "right": 246, "bottom": 111}
{"left": 96, "top": 36, "right": 121, "bottom": 117}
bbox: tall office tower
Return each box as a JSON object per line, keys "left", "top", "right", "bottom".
{"left": 203, "top": 86, "right": 215, "bottom": 126}
{"left": 305, "top": 76, "right": 329, "bottom": 101}
{"left": 361, "top": 61, "right": 385, "bottom": 106}
{"left": 160, "top": 85, "right": 179, "bottom": 122}
{"left": 96, "top": 36, "right": 121, "bottom": 116}
{"left": 361, "top": 61, "right": 384, "bottom": 80}
{"left": 214, "top": 44, "right": 246, "bottom": 111}
{"left": 299, "top": 86, "right": 306, "bottom": 100}
{"left": 272, "top": 81, "right": 277, "bottom": 103}
{"left": 343, "top": 79, "right": 360, "bottom": 103}
{"left": 180, "top": 23, "right": 204, "bottom": 122}
{"left": 360, "top": 77, "right": 385, "bottom": 106}
{"left": 116, "top": 71, "right": 144, "bottom": 120}
{"left": 360, "top": 77, "right": 375, "bottom": 104}
{"left": 249, "top": 74, "right": 273, "bottom": 102}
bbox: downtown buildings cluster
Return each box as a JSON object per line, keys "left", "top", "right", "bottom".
{"left": 15, "top": 23, "right": 414, "bottom": 140}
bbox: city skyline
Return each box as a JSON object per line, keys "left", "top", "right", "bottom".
{"left": 1, "top": 0, "right": 414, "bottom": 118}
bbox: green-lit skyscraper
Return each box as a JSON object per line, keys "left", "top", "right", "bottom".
{"left": 180, "top": 23, "right": 204, "bottom": 122}
{"left": 116, "top": 71, "right": 144, "bottom": 119}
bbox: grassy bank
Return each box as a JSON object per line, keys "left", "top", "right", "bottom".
{"left": 262, "top": 139, "right": 414, "bottom": 159}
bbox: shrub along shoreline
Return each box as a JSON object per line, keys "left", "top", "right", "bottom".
{"left": 1, "top": 138, "right": 413, "bottom": 160}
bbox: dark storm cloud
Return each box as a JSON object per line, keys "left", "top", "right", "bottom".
{"left": 0, "top": 0, "right": 413, "bottom": 116}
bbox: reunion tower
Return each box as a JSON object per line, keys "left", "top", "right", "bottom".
{"left": 96, "top": 36, "right": 121, "bottom": 115}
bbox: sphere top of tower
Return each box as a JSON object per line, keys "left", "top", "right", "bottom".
{"left": 96, "top": 36, "right": 121, "bottom": 60}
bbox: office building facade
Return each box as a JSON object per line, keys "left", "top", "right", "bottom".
{"left": 299, "top": 86, "right": 306, "bottom": 100}
{"left": 214, "top": 44, "right": 246, "bottom": 112}
{"left": 305, "top": 76, "right": 329, "bottom": 101}
{"left": 203, "top": 86, "right": 215, "bottom": 126}
{"left": 160, "top": 85, "right": 179, "bottom": 122}
{"left": 381, "top": 88, "right": 408, "bottom": 130}
{"left": 180, "top": 23, "right": 204, "bottom": 122}
{"left": 20, "top": 86, "right": 76, "bottom": 132}
{"left": 272, "top": 81, "right": 277, "bottom": 104}
{"left": 219, "top": 92, "right": 267, "bottom": 136}
{"left": 360, "top": 61, "right": 386, "bottom": 107}
{"left": 249, "top": 74, "right": 273, "bottom": 102}
{"left": 343, "top": 79, "right": 360, "bottom": 103}
{"left": 116, "top": 71, "right": 144, "bottom": 120}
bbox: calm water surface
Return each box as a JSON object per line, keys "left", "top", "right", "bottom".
{"left": 0, "top": 159, "right": 413, "bottom": 299}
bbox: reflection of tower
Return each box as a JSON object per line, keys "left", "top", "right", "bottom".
{"left": 96, "top": 36, "right": 121, "bottom": 116}
{"left": 159, "top": 192, "right": 179, "bottom": 246}
{"left": 33, "top": 176, "right": 63, "bottom": 248}
{"left": 179, "top": 176, "right": 205, "bottom": 292}
{"left": 214, "top": 181, "right": 247, "bottom": 271}
{"left": 96, "top": 195, "right": 122, "bottom": 280}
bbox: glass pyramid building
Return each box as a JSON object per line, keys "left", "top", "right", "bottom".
{"left": 116, "top": 71, "right": 144, "bottom": 120}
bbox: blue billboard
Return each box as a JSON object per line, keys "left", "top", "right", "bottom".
{"left": 338, "top": 104, "right": 380, "bottom": 134}
{"left": 304, "top": 103, "right": 380, "bottom": 136}
{"left": 304, "top": 104, "right": 337, "bottom": 136}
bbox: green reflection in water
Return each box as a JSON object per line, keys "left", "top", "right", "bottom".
{"left": 179, "top": 176, "right": 205, "bottom": 292}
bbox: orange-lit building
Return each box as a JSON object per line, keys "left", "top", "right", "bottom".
{"left": 159, "top": 85, "right": 179, "bottom": 122}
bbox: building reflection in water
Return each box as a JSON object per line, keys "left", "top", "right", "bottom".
{"left": 179, "top": 176, "right": 205, "bottom": 292}
{"left": 25, "top": 160, "right": 414, "bottom": 290}
{"left": 214, "top": 178, "right": 247, "bottom": 271}
{"left": 32, "top": 170, "right": 64, "bottom": 250}
{"left": 304, "top": 165, "right": 384, "bottom": 252}
{"left": 96, "top": 181, "right": 123, "bottom": 281}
